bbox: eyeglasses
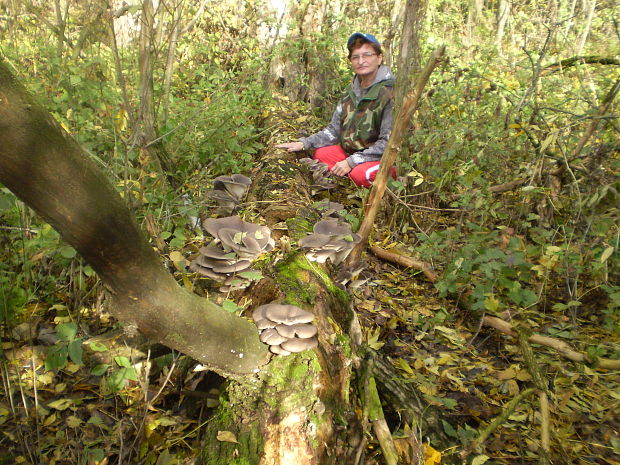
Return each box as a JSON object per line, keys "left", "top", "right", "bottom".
{"left": 350, "top": 52, "right": 377, "bottom": 62}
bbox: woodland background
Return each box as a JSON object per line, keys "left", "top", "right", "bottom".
{"left": 0, "top": 0, "right": 619, "bottom": 464}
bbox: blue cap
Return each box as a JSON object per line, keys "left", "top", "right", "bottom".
{"left": 347, "top": 32, "right": 380, "bottom": 49}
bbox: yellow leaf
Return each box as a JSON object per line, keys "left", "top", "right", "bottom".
{"left": 600, "top": 246, "right": 614, "bottom": 263}
{"left": 48, "top": 398, "right": 73, "bottom": 411}
{"left": 169, "top": 251, "right": 185, "bottom": 263}
{"left": 424, "top": 444, "right": 442, "bottom": 464}
{"left": 397, "top": 358, "right": 414, "bottom": 374}
{"left": 114, "top": 108, "right": 128, "bottom": 132}
{"left": 66, "top": 415, "right": 82, "bottom": 428}
{"left": 216, "top": 430, "right": 238, "bottom": 443}
{"left": 497, "top": 366, "right": 516, "bottom": 380}
{"left": 43, "top": 412, "right": 58, "bottom": 426}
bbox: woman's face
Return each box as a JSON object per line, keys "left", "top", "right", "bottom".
{"left": 349, "top": 43, "right": 382, "bottom": 79}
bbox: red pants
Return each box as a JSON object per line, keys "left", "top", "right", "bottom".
{"left": 314, "top": 145, "right": 396, "bottom": 188}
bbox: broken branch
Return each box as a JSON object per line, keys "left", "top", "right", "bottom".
{"left": 482, "top": 316, "right": 620, "bottom": 370}
{"left": 370, "top": 245, "right": 438, "bottom": 282}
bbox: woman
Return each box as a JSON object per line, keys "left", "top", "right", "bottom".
{"left": 277, "top": 32, "right": 395, "bottom": 188}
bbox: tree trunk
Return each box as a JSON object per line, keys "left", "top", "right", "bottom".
{"left": 0, "top": 59, "right": 268, "bottom": 376}
{"left": 135, "top": 0, "right": 178, "bottom": 188}
{"left": 495, "top": 0, "right": 511, "bottom": 54}
{"left": 394, "top": 0, "right": 428, "bottom": 113}
{"left": 576, "top": 0, "right": 596, "bottom": 55}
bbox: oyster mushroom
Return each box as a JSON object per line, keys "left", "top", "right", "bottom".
{"left": 299, "top": 158, "right": 336, "bottom": 190}
{"left": 251, "top": 302, "right": 318, "bottom": 356}
{"left": 190, "top": 216, "right": 274, "bottom": 291}
{"left": 299, "top": 219, "right": 361, "bottom": 265}
{"left": 264, "top": 304, "right": 314, "bottom": 325}
{"left": 213, "top": 174, "right": 251, "bottom": 200}
{"left": 275, "top": 323, "right": 318, "bottom": 339}
{"left": 259, "top": 328, "right": 288, "bottom": 346}
{"left": 281, "top": 336, "right": 318, "bottom": 353}
{"left": 313, "top": 219, "right": 352, "bottom": 236}
{"left": 269, "top": 345, "right": 292, "bottom": 356}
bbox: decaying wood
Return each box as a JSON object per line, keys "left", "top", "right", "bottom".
{"left": 366, "top": 352, "right": 451, "bottom": 446}
{"left": 370, "top": 245, "right": 438, "bottom": 282}
{"left": 347, "top": 46, "right": 446, "bottom": 267}
{"left": 482, "top": 316, "right": 620, "bottom": 369}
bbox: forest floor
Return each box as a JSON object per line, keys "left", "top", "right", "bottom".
{"left": 1, "top": 100, "right": 619, "bottom": 465}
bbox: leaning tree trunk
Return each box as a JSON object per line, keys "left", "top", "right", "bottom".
{"left": 0, "top": 59, "right": 267, "bottom": 376}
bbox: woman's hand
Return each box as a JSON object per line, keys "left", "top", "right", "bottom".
{"left": 331, "top": 160, "right": 352, "bottom": 177}
{"left": 276, "top": 141, "right": 304, "bottom": 152}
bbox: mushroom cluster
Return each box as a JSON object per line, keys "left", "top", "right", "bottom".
{"left": 207, "top": 174, "right": 251, "bottom": 215}
{"left": 299, "top": 158, "right": 336, "bottom": 189}
{"left": 252, "top": 303, "right": 318, "bottom": 355}
{"left": 299, "top": 219, "right": 361, "bottom": 265}
{"left": 190, "top": 216, "right": 274, "bottom": 291}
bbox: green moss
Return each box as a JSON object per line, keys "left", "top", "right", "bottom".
{"left": 285, "top": 216, "right": 314, "bottom": 241}
{"left": 201, "top": 401, "right": 264, "bottom": 465}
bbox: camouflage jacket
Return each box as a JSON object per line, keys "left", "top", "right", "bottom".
{"left": 300, "top": 65, "right": 394, "bottom": 167}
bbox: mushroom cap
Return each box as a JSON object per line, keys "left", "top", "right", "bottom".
{"left": 254, "top": 318, "right": 275, "bottom": 330}
{"left": 316, "top": 200, "right": 345, "bottom": 217}
{"left": 203, "top": 217, "right": 273, "bottom": 256}
{"left": 213, "top": 175, "right": 250, "bottom": 199}
{"left": 210, "top": 259, "right": 252, "bottom": 273}
{"left": 189, "top": 262, "right": 226, "bottom": 280}
{"left": 263, "top": 304, "right": 314, "bottom": 325}
{"left": 316, "top": 200, "right": 344, "bottom": 211}
{"left": 306, "top": 250, "right": 334, "bottom": 263}
{"left": 275, "top": 323, "right": 318, "bottom": 339}
{"left": 259, "top": 328, "right": 288, "bottom": 346}
{"left": 203, "top": 216, "right": 246, "bottom": 238}
{"left": 208, "top": 189, "right": 237, "bottom": 203}
{"left": 223, "top": 174, "right": 252, "bottom": 199}
{"left": 199, "top": 244, "right": 238, "bottom": 262}
{"left": 252, "top": 305, "right": 268, "bottom": 322}
{"left": 314, "top": 219, "right": 352, "bottom": 236}
{"left": 299, "top": 233, "right": 332, "bottom": 249}
{"left": 231, "top": 174, "right": 251, "bottom": 186}
{"left": 269, "top": 345, "right": 292, "bottom": 356}
{"left": 281, "top": 336, "right": 318, "bottom": 353}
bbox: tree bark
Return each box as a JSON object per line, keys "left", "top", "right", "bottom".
{"left": 135, "top": 0, "right": 178, "bottom": 189}
{"left": 495, "top": 0, "right": 511, "bottom": 54}
{"left": 0, "top": 59, "right": 268, "bottom": 376}
{"left": 394, "top": 0, "right": 428, "bottom": 113}
{"left": 576, "top": 0, "right": 597, "bottom": 55}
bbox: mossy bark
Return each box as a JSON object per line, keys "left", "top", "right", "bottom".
{"left": 202, "top": 252, "right": 358, "bottom": 465}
